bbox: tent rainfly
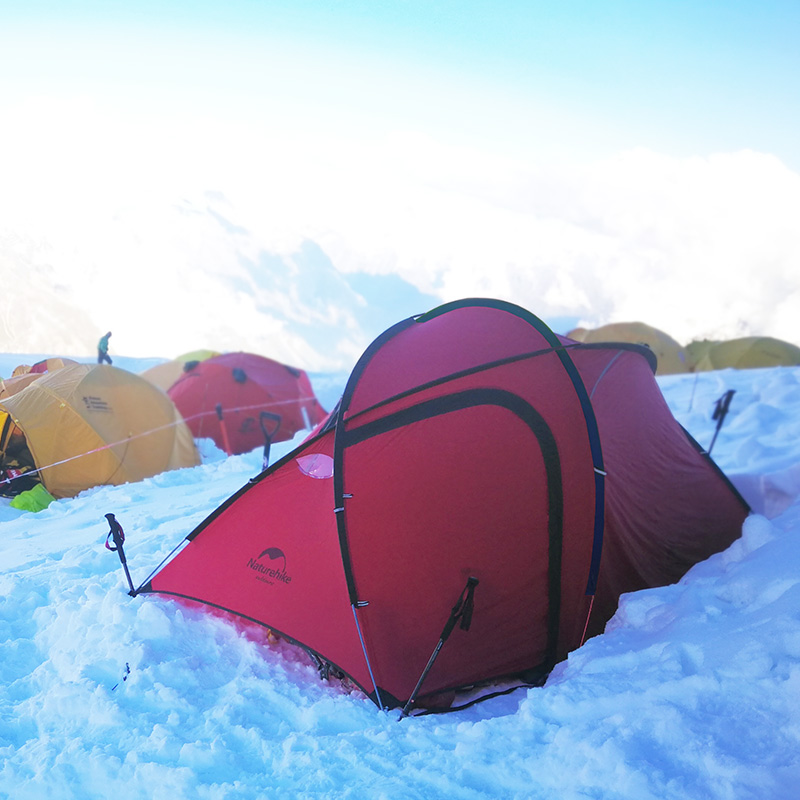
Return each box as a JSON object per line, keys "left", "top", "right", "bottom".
{"left": 166, "top": 352, "right": 327, "bottom": 455}
{"left": 139, "top": 349, "right": 222, "bottom": 393}
{"left": 139, "top": 299, "right": 749, "bottom": 713}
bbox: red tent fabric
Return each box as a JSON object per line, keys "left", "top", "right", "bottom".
{"left": 167, "top": 352, "right": 326, "bottom": 455}
{"left": 141, "top": 300, "right": 749, "bottom": 711}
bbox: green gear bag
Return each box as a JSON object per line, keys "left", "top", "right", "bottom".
{"left": 10, "top": 483, "right": 56, "bottom": 512}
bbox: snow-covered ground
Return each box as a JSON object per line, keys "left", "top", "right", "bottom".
{"left": 1, "top": 353, "right": 799, "bottom": 799}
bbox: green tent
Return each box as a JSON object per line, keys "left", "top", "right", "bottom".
{"left": 687, "top": 337, "right": 800, "bottom": 371}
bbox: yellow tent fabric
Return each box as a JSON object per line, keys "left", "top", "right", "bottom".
{"left": 566, "top": 321, "right": 691, "bottom": 375}
{"left": 177, "top": 349, "right": 221, "bottom": 362}
{"left": 0, "top": 364, "right": 200, "bottom": 499}
{"left": 10, "top": 357, "right": 78, "bottom": 378}
{"left": 687, "top": 337, "right": 800, "bottom": 371}
{"left": 140, "top": 349, "right": 221, "bottom": 393}
{"left": 0, "top": 373, "right": 42, "bottom": 400}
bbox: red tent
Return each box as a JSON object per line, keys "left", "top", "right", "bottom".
{"left": 140, "top": 300, "right": 748, "bottom": 712}
{"left": 167, "top": 352, "right": 327, "bottom": 455}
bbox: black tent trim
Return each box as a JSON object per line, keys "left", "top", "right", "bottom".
{"left": 339, "top": 387, "right": 564, "bottom": 667}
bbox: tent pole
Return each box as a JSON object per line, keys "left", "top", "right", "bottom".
{"left": 401, "top": 577, "right": 479, "bottom": 718}
{"left": 351, "top": 604, "right": 385, "bottom": 711}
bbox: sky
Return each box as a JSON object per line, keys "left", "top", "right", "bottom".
{"left": 1, "top": 1, "right": 800, "bottom": 364}
{"left": 1, "top": 354, "right": 800, "bottom": 798}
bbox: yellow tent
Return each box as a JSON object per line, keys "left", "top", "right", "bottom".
{"left": 140, "top": 349, "right": 222, "bottom": 393}
{"left": 11, "top": 357, "right": 78, "bottom": 377}
{"left": 0, "top": 364, "right": 200, "bottom": 499}
{"left": 567, "top": 321, "right": 692, "bottom": 375}
{"left": 687, "top": 336, "right": 800, "bottom": 371}
{"left": 0, "top": 373, "right": 42, "bottom": 400}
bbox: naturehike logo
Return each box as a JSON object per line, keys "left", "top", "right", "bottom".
{"left": 247, "top": 547, "right": 292, "bottom": 585}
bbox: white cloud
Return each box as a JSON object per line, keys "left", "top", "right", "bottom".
{"left": 2, "top": 97, "right": 799, "bottom": 364}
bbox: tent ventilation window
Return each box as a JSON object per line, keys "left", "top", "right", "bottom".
{"left": 296, "top": 453, "right": 334, "bottom": 479}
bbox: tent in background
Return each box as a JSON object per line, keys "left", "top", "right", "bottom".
{"left": 141, "top": 299, "right": 748, "bottom": 713}
{"left": 0, "top": 373, "right": 41, "bottom": 400}
{"left": 567, "top": 321, "right": 691, "bottom": 374}
{"left": 29, "top": 357, "right": 79, "bottom": 374}
{"left": 139, "top": 349, "right": 222, "bottom": 393}
{"left": 687, "top": 336, "right": 800, "bottom": 371}
{"left": 2, "top": 357, "right": 81, "bottom": 400}
{"left": 167, "top": 352, "right": 327, "bottom": 455}
{"left": 0, "top": 364, "right": 200, "bottom": 499}
{"left": 11, "top": 357, "right": 78, "bottom": 376}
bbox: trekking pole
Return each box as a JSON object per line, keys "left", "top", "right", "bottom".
{"left": 215, "top": 403, "right": 233, "bottom": 456}
{"left": 259, "top": 411, "right": 282, "bottom": 470}
{"left": 401, "top": 576, "right": 479, "bottom": 718}
{"left": 104, "top": 512, "right": 135, "bottom": 596}
{"left": 708, "top": 389, "right": 735, "bottom": 455}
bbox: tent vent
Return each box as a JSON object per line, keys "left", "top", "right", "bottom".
{"left": 232, "top": 368, "right": 247, "bottom": 383}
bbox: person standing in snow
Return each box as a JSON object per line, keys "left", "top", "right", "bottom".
{"left": 97, "top": 331, "right": 113, "bottom": 365}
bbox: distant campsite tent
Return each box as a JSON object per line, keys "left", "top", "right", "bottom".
{"left": 141, "top": 299, "right": 748, "bottom": 713}
{"left": 12, "top": 357, "right": 78, "bottom": 377}
{"left": 567, "top": 321, "right": 691, "bottom": 374}
{"left": 0, "top": 373, "right": 41, "bottom": 400}
{"left": 686, "top": 336, "right": 800, "bottom": 372}
{"left": 166, "top": 352, "right": 327, "bottom": 455}
{"left": 29, "top": 357, "right": 79, "bottom": 374}
{"left": 139, "top": 350, "right": 222, "bottom": 393}
{"left": 0, "top": 364, "right": 200, "bottom": 499}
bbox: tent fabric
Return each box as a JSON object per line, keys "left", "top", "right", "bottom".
{"left": 139, "top": 350, "right": 222, "bottom": 393}
{"left": 29, "top": 357, "right": 79, "bottom": 374}
{"left": 11, "top": 357, "right": 78, "bottom": 376}
{"left": 166, "top": 352, "right": 327, "bottom": 455}
{"left": 0, "top": 373, "right": 42, "bottom": 400}
{"left": 567, "top": 321, "right": 691, "bottom": 374}
{"left": 142, "top": 299, "right": 749, "bottom": 711}
{"left": 686, "top": 336, "right": 800, "bottom": 371}
{"left": 0, "top": 364, "right": 200, "bottom": 499}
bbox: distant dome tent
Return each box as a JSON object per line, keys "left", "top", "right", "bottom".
{"left": 0, "top": 364, "right": 200, "bottom": 499}
{"left": 139, "top": 350, "right": 222, "bottom": 393}
{"left": 0, "top": 373, "right": 41, "bottom": 400}
{"left": 140, "top": 299, "right": 748, "bottom": 714}
{"left": 12, "top": 357, "right": 78, "bottom": 377}
{"left": 29, "top": 357, "right": 79, "bottom": 374}
{"left": 687, "top": 337, "right": 800, "bottom": 371}
{"left": 567, "top": 321, "right": 691, "bottom": 375}
{"left": 166, "top": 352, "right": 327, "bottom": 456}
